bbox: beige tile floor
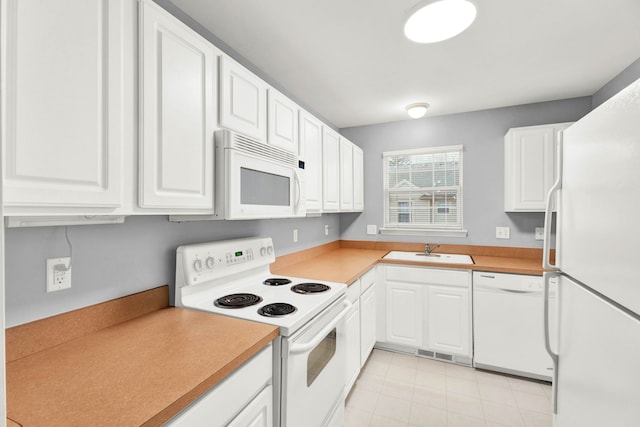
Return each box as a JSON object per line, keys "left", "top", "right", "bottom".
{"left": 345, "top": 349, "right": 552, "bottom": 427}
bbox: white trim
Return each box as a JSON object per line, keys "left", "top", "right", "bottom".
{"left": 383, "top": 144, "right": 464, "bottom": 157}
{"left": 5, "top": 216, "right": 126, "bottom": 228}
{"left": 379, "top": 227, "right": 468, "bottom": 237}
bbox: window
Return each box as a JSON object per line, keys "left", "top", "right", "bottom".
{"left": 381, "top": 145, "right": 466, "bottom": 236}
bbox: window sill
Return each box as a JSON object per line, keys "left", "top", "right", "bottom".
{"left": 379, "top": 228, "right": 468, "bottom": 238}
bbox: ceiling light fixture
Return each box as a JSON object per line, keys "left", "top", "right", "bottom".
{"left": 406, "top": 103, "right": 430, "bottom": 118}
{"left": 404, "top": 0, "right": 477, "bottom": 43}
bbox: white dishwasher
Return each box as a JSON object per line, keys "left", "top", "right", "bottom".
{"left": 473, "top": 272, "right": 557, "bottom": 381}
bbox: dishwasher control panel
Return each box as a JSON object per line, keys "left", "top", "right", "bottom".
{"left": 474, "top": 272, "right": 556, "bottom": 293}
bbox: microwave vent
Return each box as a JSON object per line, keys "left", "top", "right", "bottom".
{"left": 233, "top": 133, "right": 298, "bottom": 167}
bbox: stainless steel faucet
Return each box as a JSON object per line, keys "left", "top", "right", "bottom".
{"left": 425, "top": 243, "right": 440, "bottom": 255}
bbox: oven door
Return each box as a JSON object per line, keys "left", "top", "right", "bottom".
{"left": 225, "top": 147, "right": 304, "bottom": 219}
{"left": 281, "top": 297, "right": 351, "bottom": 427}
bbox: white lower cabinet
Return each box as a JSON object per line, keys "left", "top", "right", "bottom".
{"left": 386, "top": 281, "right": 422, "bottom": 348}
{"left": 359, "top": 269, "right": 376, "bottom": 366}
{"left": 165, "top": 344, "right": 273, "bottom": 427}
{"left": 345, "top": 266, "right": 378, "bottom": 395}
{"left": 425, "top": 285, "right": 470, "bottom": 356}
{"left": 345, "top": 280, "right": 361, "bottom": 394}
{"left": 380, "top": 265, "right": 472, "bottom": 359}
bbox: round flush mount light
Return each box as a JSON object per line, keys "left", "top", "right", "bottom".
{"left": 404, "top": 0, "right": 477, "bottom": 43}
{"left": 406, "top": 103, "right": 430, "bottom": 118}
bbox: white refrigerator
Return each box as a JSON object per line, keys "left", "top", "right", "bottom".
{"left": 542, "top": 76, "right": 640, "bottom": 426}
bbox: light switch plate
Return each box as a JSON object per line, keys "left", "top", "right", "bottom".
{"left": 535, "top": 227, "right": 544, "bottom": 241}
{"left": 496, "top": 227, "right": 510, "bottom": 239}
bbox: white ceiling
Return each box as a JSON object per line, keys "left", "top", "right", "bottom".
{"left": 171, "top": 0, "right": 640, "bottom": 129}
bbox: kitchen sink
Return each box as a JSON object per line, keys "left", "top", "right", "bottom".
{"left": 383, "top": 251, "right": 474, "bottom": 265}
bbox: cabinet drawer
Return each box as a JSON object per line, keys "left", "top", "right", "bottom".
{"left": 385, "top": 265, "right": 469, "bottom": 287}
{"left": 346, "top": 279, "right": 361, "bottom": 303}
{"left": 360, "top": 268, "right": 375, "bottom": 293}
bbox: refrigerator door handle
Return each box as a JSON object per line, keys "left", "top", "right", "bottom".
{"left": 544, "top": 271, "right": 560, "bottom": 414}
{"left": 543, "top": 133, "right": 563, "bottom": 271}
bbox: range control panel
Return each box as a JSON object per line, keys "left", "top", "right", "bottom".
{"left": 176, "top": 237, "right": 275, "bottom": 287}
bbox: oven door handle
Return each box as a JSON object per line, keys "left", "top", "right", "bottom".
{"left": 289, "top": 300, "right": 352, "bottom": 354}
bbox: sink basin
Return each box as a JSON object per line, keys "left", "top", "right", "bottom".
{"left": 383, "top": 251, "right": 474, "bottom": 265}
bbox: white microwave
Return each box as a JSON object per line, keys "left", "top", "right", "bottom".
{"left": 212, "top": 129, "right": 305, "bottom": 220}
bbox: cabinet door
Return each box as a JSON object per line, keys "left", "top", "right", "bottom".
{"left": 504, "top": 126, "right": 554, "bottom": 211}
{"left": 425, "top": 285, "right": 470, "bottom": 357}
{"left": 299, "top": 111, "right": 323, "bottom": 212}
{"left": 322, "top": 128, "right": 340, "bottom": 211}
{"left": 139, "top": 0, "right": 215, "bottom": 209}
{"left": 268, "top": 89, "right": 298, "bottom": 154}
{"left": 219, "top": 56, "right": 267, "bottom": 141}
{"left": 360, "top": 285, "right": 376, "bottom": 366}
{"left": 353, "top": 145, "right": 364, "bottom": 212}
{"left": 386, "top": 282, "right": 422, "bottom": 347}
{"left": 2, "top": 0, "right": 125, "bottom": 208}
{"left": 345, "top": 300, "right": 361, "bottom": 395}
{"left": 227, "top": 385, "right": 273, "bottom": 427}
{"left": 339, "top": 138, "right": 354, "bottom": 211}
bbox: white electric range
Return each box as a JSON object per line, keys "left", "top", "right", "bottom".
{"left": 175, "top": 237, "right": 349, "bottom": 427}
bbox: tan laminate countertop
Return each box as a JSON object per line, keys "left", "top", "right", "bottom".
{"left": 6, "top": 307, "right": 278, "bottom": 427}
{"left": 272, "top": 247, "right": 545, "bottom": 284}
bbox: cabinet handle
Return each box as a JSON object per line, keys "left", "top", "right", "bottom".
{"left": 544, "top": 272, "right": 560, "bottom": 414}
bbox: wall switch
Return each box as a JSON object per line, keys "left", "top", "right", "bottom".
{"left": 366, "top": 224, "right": 377, "bottom": 235}
{"left": 535, "top": 227, "right": 544, "bottom": 241}
{"left": 293, "top": 229, "right": 298, "bottom": 243}
{"left": 496, "top": 227, "right": 510, "bottom": 239}
{"left": 46, "top": 257, "right": 71, "bottom": 292}
{"left": 324, "top": 225, "right": 329, "bottom": 236}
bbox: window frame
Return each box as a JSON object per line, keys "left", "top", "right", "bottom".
{"left": 380, "top": 145, "right": 468, "bottom": 237}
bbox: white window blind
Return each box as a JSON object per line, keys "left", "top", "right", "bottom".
{"left": 382, "top": 145, "right": 465, "bottom": 236}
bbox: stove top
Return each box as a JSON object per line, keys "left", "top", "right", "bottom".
{"left": 175, "top": 238, "right": 347, "bottom": 336}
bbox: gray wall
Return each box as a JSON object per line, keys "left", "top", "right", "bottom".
{"left": 592, "top": 57, "right": 640, "bottom": 109}
{"left": 339, "top": 97, "right": 593, "bottom": 247}
{"left": 4, "top": 215, "right": 339, "bottom": 327}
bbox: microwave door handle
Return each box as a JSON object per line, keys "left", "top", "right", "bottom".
{"left": 289, "top": 300, "right": 352, "bottom": 354}
{"left": 294, "top": 170, "right": 301, "bottom": 208}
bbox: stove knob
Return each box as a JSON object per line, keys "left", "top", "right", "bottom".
{"left": 267, "top": 246, "right": 273, "bottom": 255}
{"left": 193, "top": 259, "right": 203, "bottom": 272}
{"left": 205, "top": 257, "right": 215, "bottom": 269}
{"left": 260, "top": 247, "right": 267, "bottom": 256}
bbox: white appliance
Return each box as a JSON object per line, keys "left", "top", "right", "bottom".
{"left": 175, "top": 237, "right": 349, "bottom": 427}
{"left": 473, "top": 272, "right": 557, "bottom": 381}
{"left": 542, "top": 76, "right": 640, "bottom": 425}
{"left": 173, "top": 129, "right": 305, "bottom": 221}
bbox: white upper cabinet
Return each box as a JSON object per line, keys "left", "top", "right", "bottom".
{"left": 139, "top": 0, "right": 216, "bottom": 210}
{"left": 504, "top": 122, "right": 573, "bottom": 212}
{"left": 2, "top": 0, "right": 130, "bottom": 210}
{"left": 322, "top": 127, "right": 340, "bottom": 211}
{"left": 219, "top": 56, "right": 267, "bottom": 142}
{"left": 353, "top": 144, "right": 364, "bottom": 212}
{"left": 299, "top": 110, "right": 323, "bottom": 213}
{"left": 339, "top": 138, "right": 354, "bottom": 211}
{"left": 268, "top": 89, "right": 298, "bottom": 154}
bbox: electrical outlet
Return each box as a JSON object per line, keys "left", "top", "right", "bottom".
{"left": 324, "top": 225, "right": 329, "bottom": 236}
{"left": 366, "top": 224, "right": 377, "bottom": 235}
{"left": 496, "top": 227, "right": 510, "bottom": 239}
{"left": 293, "top": 229, "right": 298, "bottom": 243}
{"left": 46, "top": 257, "right": 71, "bottom": 292}
{"left": 535, "top": 227, "right": 544, "bottom": 241}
